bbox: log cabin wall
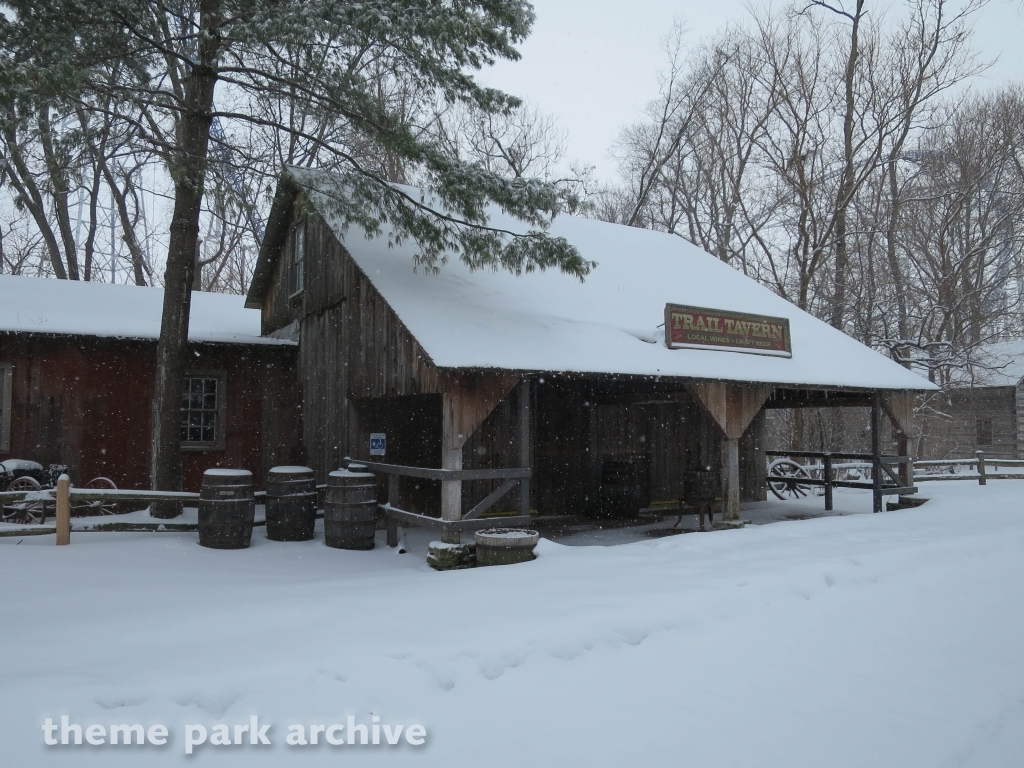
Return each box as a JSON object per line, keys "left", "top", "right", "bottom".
{"left": 0, "top": 333, "right": 298, "bottom": 490}
{"left": 919, "top": 386, "right": 1018, "bottom": 460}
{"left": 1017, "top": 381, "right": 1024, "bottom": 460}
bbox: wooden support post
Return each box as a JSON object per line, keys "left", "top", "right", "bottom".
{"left": 388, "top": 474, "right": 399, "bottom": 507}
{"left": 688, "top": 382, "right": 772, "bottom": 522}
{"left": 386, "top": 474, "right": 400, "bottom": 547}
{"left": 881, "top": 391, "right": 916, "bottom": 489}
{"left": 439, "top": 374, "right": 520, "bottom": 544}
{"left": 721, "top": 438, "right": 740, "bottom": 520}
{"left": 871, "top": 395, "right": 882, "bottom": 514}
{"left": 517, "top": 378, "right": 531, "bottom": 519}
{"left": 976, "top": 450, "right": 987, "bottom": 486}
{"left": 897, "top": 435, "right": 913, "bottom": 488}
{"left": 55, "top": 474, "right": 71, "bottom": 546}
{"left": 823, "top": 453, "right": 833, "bottom": 511}
{"left": 440, "top": 444, "right": 462, "bottom": 544}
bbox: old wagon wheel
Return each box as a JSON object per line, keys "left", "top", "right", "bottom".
{"left": 768, "top": 459, "right": 812, "bottom": 500}
{"left": 72, "top": 477, "right": 119, "bottom": 516}
{"left": 2, "top": 476, "right": 47, "bottom": 525}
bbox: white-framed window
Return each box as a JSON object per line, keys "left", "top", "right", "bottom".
{"left": 0, "top": 363, "right": 11, "bottom": 453}
{"left": 180, "top": 371, "right": 226, "bottom": 450}
{"left": 291, "top": 221, "right": 305, "bottom": 298}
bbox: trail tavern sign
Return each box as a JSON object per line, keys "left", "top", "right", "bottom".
{"left": 665, "top": 304, "right": 792, "bottom": 358}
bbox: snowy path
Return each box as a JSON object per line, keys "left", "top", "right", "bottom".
{"left": 1, "top": 482, "right": 1022, "bottom": 766}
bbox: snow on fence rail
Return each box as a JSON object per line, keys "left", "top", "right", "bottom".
{"left": 766, "top": 450, "right": 1024, "bottom": 493}
{"left": 0, "top": 482, "right": 271, "bottom": 543}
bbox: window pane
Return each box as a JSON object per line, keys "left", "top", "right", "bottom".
{"left": 181, "top": 375, "right": 221, "bottom": 444}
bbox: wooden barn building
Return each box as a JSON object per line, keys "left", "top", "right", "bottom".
{"left": 0, "top": 276, "right": 300, "bottom": 491}
{"left": 919, "top": 340, "right": 1024, "bottom": 460}
{"left": 239, "top": 170, "right": 934, "bottom": 541}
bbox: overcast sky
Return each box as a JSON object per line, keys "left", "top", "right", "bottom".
{"left": 479, "top": 0, "right": 1024, "bottom": 183}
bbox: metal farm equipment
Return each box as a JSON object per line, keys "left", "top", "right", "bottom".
{"left": 0, "top": 460, "right": 118, "bottom": 525}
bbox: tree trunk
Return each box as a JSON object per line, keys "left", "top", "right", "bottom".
{"left": 828, "top": 0, "right": 863, "bottom": 331}
{"left": 38, "top": 105, "right": 81, "bottom": 280}
{"left": 2, "top": 119, "right": 69, "bottom": 279}
{"left": 149, "top": 0, "right": 222, "bottom": 516}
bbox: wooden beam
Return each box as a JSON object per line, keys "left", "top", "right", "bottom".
{"left": 382, "top": 504, "right": 532, "bottom": 533}
{"left": 721, "top": 438, "right": 741, "bottom": 520}
{"left": 688, "top": 383, "right": 771, "bottom": 521}
{"left": 688, "top": 382, "right": 772, "bottom": 440}
{"left": 462, "top": 479, "right": 520, "bottom": 521}
{"left": 55, "top": 474, "right": 70, "bottom": 546}
{"left": 517, "top": 378, "right": 531, "bottom": 518}
{"left": 880, "top": 391, "right": 915, "bottom": 438}
{"left": 763, "top": 389, "right": 874, "bottom": 409}
{"left": 440, "top": 372, "right": 520, "bottom": 543}
{"left": 442, "top": 372, "right": 520, "bottom": 450}
{"left": 881, "top": 391, "right": 916, "bottom": 488}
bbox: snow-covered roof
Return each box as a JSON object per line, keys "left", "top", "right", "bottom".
{"left": 958, "top": 340, "right": 1024, "bottom": 387}
{"left": 0, "top": 274, "right": 290, "bottom": 346}
{"left": 258, "top": 173, "right": 934, "bottom": 390}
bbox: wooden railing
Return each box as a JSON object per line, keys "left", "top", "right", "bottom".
{"left": 342, "top": 458, "right": 532, "bottom": 541}
{"left": 766, "top": 451, "right": 916, "bottom": 513}
{"left": 0, "top": 482, "right": 270, "bottom": 542}
{"left": 913, "top": 451, "right": 1024, "bottom": 486}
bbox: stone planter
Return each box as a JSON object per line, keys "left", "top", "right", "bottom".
{"left": 474, "top": 528, "right": 539, "bottom": 566}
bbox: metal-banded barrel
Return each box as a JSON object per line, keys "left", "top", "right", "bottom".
{"left": 265, "top": 466, "right": 317, "bottom": 541}
{"left": 324, "top": 469, "right": 377, "bottom": 550}
{"left": 198, "top": 469, "right": 255, "bottom": 549}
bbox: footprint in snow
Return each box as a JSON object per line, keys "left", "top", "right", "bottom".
{"left": 95, "top": 696, "right": 147, "bottom": 710}
{"left": 174, "top": 693, "right": 240, "bottom": 719}
{"left": 315, "top": 669, "right": 347, "bottom": 683}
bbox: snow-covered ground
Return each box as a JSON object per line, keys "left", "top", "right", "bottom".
{"left": 2, "top": 482, "right": 1022, "bottom": 767}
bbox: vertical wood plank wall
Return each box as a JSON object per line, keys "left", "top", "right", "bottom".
{"left": 277, "top": 212, "right": 442, "bottom": 480}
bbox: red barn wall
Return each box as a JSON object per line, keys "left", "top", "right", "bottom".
{"left": 0, "top": 333, "right": 299, "bottom": 491}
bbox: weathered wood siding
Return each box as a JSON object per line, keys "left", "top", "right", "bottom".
{"left": 457, "top": 378, "right": 765, "bottom": 517}
{"left": 0, "top": 333, "right": 298, "bottom": 490}
{"left": 293, "top": 213, "right": 442, "bottom": 479}
{"left": 261, "top": 203, "right": 304, "bottom": 336}
{"left": 1017, "top": 381, "right": 1024, "bottom": 460}
{"left": 919, "top": 386, "right": 1018, "bottom": 459}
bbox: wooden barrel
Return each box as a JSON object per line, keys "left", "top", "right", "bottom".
{"left": 475, "top": 528, "right": 539, "bottom": 566}
{"left": 324, "top": 469, "right": 377, "bottom": 550}
{"left": 265, "top": 466, "right": 317, "bottom": 541}
{"left": 198, "top": 469, "right": 255, "bottom": 549}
